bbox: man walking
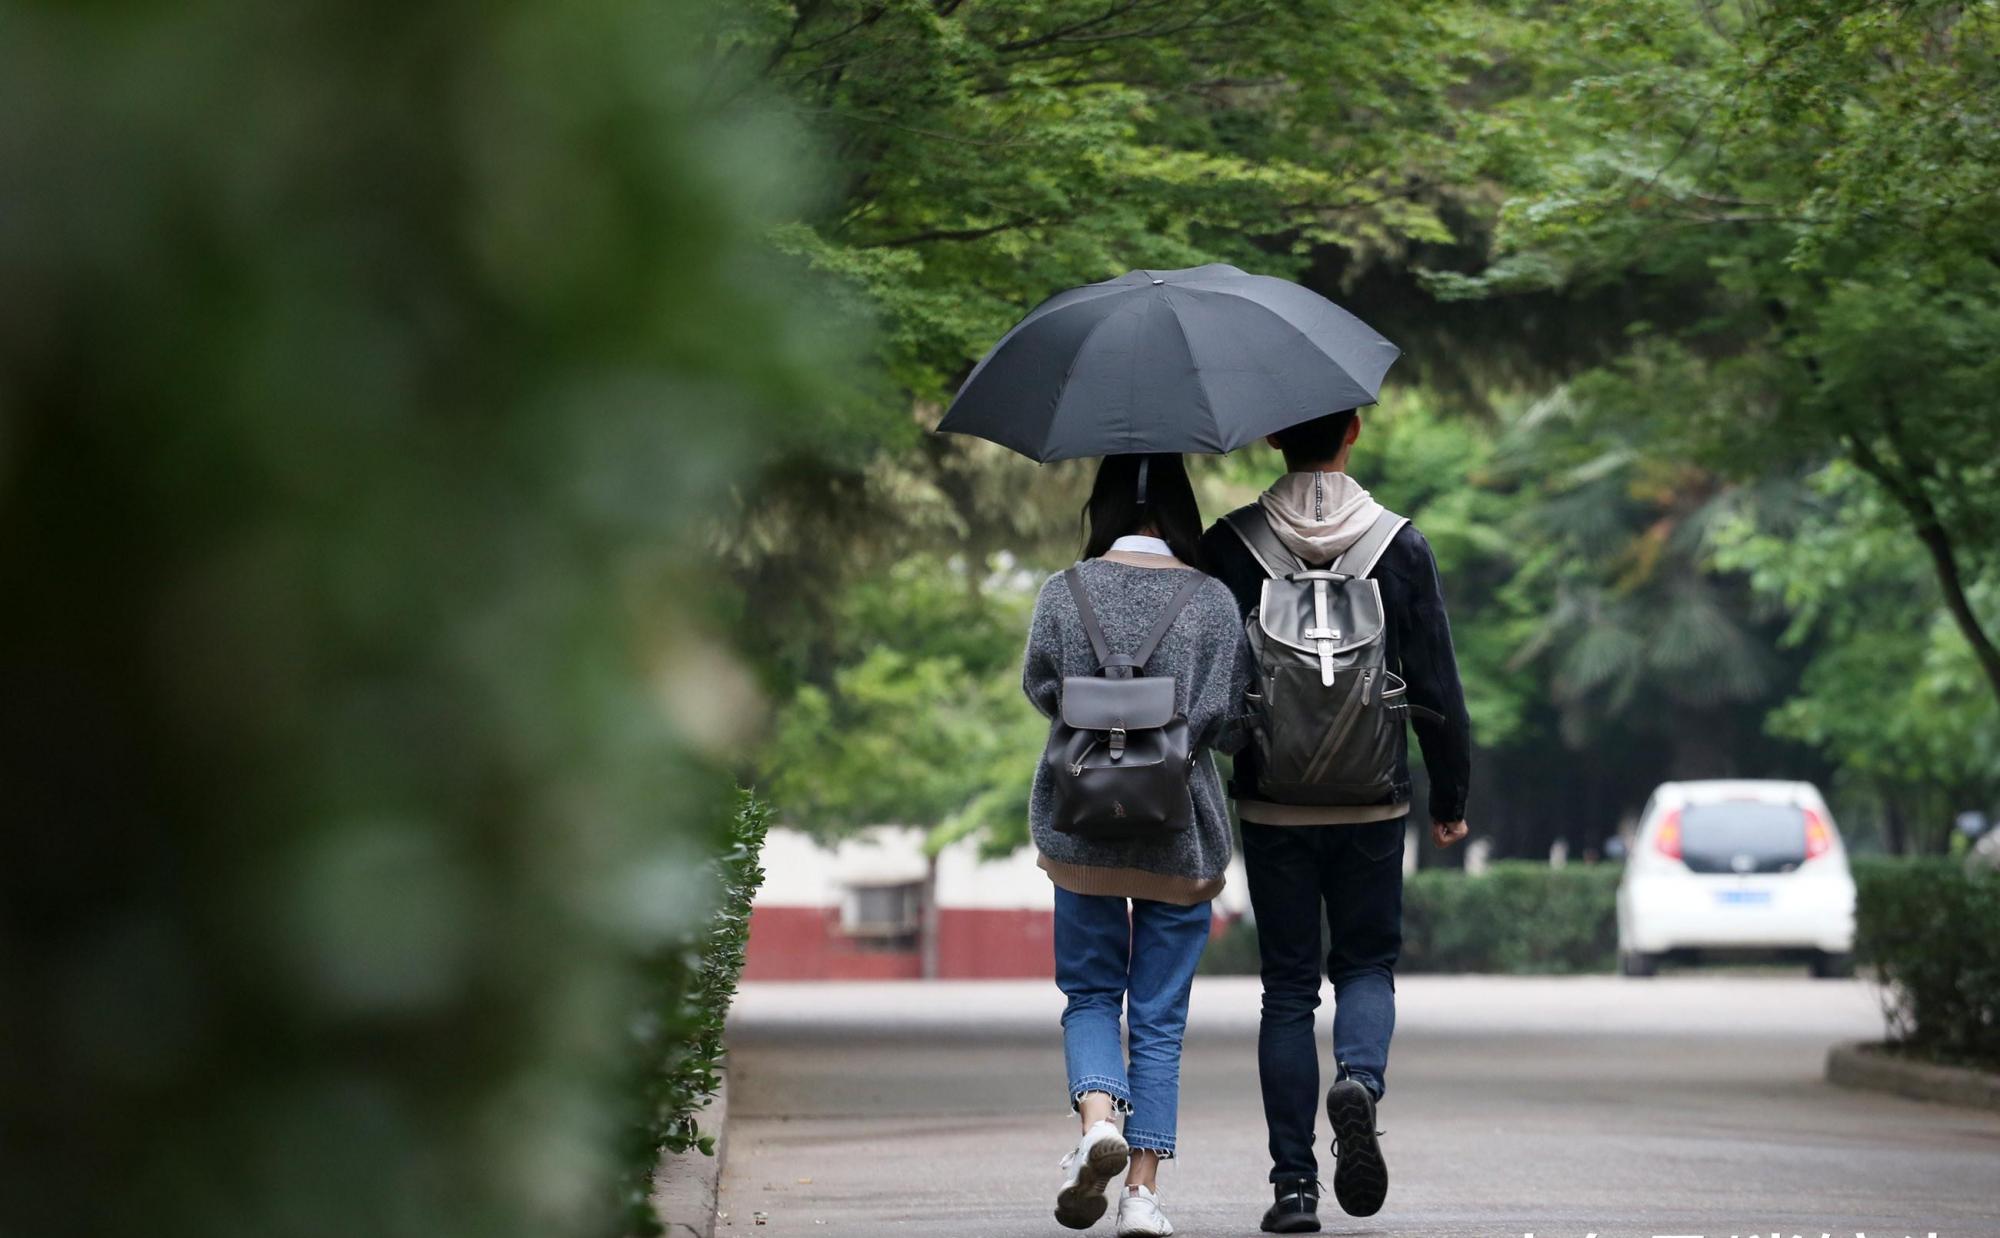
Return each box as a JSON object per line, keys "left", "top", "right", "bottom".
{"left": 1198, "top": 409, "right": 1471, "bottom": 1232}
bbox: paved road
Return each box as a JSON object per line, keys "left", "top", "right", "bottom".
{"left": 721, "top": 977, "right": 2000, "bottom": 1238}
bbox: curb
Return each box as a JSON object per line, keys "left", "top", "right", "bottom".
{"left": 1826, "top": 1041, "right": 2000, "bottom": 1112}
{"left": 651, "top": 1071, "right": 731, "bottom": 1238}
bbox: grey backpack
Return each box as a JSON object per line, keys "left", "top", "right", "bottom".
{"left": 1044, "top": 569, "right": 1203, "bottom": 838}
{"left": 1224, "top": 507, "right": 1441, "bottom": 806}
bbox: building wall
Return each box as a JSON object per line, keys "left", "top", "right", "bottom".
{"left": 744, "top": 904, "right": 1052, "bottom": 981}
{"left": 742, "top": 905, "right": 925, "bottom": 981}
{"left": 933, "top": 907, "right": 1055, "bottom": 978}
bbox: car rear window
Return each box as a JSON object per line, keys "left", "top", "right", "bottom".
{"left": 1679, "top": 801, "right": 1807, "bottom": 874}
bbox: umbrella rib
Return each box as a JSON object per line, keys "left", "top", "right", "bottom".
{"left": 967, "top": 283, "right": 1132, "bottom": 382}
{"left": 1042, "top": 298, "right": 1133, "bottom": 463}
{"left": 1161, "top": 292, "right": 1216, "bottom": 452}
{"left": 1120, "top": 295, "right": 1152, "bottom": 455}
{"left": 940, "top": 283, "right": 1137, "bottom": 454}
{"left": 1217, "top": 295, "right": 1395, "bottom": 418}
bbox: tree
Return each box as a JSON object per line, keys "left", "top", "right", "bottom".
{"left": 708, "top": 0, "right": 1510, "bottom": 690}
{"left": 1446, "top": 0, "right": 2000, "bottom": 709}
{"left": 726, "top": 0, "right": 1476, "bottom": 402}
{"left": 1715, "top": 464, "right": 2000, "bottom": 852}
{"left": 1496, "top": 383, "right": 1778, "bottom": 761}
{"left": 760, "top": 552, "right": 1046, "bottom": 850}
{"left": 719, "top": 0, "right": 1999, "bottom": 860}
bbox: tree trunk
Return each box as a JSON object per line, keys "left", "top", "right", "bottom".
{"left": 1883, "top": 796, "right": 1907, "bottom": 857}
{"left": 1670, "top": 710, "right": 1733, "bottom": 779}
{"left": 919, "top": 853, "right": 940, "bottom": 981}
{"left": 1906, "top": 514, "right": 2000, "bottom": 703}
{"left": 1846, "top": 434, "right": 2000, "bottom": 708}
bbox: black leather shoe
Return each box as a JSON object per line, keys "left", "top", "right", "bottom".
{"left": 1259, "top": 1177, "right": 1322, "bottom": 1233}
{"left": 1326, "top": 1078, "right": 1388, "bottom": 1216}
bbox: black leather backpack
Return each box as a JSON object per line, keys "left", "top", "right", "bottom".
{"left": 1223, "top": 505, "right": 1444, "bottom": 806}
{"left": 1045, "top": 568, "right": 1203, "bottom": 838}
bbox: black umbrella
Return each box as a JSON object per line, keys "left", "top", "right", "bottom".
{"left": 936, "top": 263, "right": 1400, "bottom": 463}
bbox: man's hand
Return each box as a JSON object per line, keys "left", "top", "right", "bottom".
{"left": 1431, "top": 819, "right": 1469, "bottom": 849}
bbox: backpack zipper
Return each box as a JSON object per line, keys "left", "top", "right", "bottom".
{"left": 1069, "top": 736, "right": 1098, "bottom": 775}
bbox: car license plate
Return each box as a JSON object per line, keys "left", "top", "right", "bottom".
{"left": 1715, "top": 888, "right": 1772, "bottom": 906}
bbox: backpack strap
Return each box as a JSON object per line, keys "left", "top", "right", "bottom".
{"left": 1222, "top": 507, "right": 1305, "bottom": 578}
{"left": 1330, "top": 510, "right": 1409, "bottom": 579}
{"left": 1063, "top": 566, "right": 1203, "bottom": 679}
{"left": 1063, "top": 567, "right": 1113, "bottom": 667}
{"left": 1128, "top": 571, "right": 1205, "bottom": 669}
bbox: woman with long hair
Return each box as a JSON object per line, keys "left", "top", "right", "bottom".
{"left": 1022, "top": 453, "right": 1250, "bottom": 1236}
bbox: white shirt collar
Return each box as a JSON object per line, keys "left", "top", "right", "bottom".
{"left": 1109, "top": 534, "right": 1174, "bottom": 557}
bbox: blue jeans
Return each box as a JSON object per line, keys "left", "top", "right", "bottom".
{"left": 1053, "top": 887, "right": 1213, "bottom": 1158}
{"left": 1240, "top": 818, "right": 1405, "bottom": 1182}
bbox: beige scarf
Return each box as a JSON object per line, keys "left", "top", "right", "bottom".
{"left": 1256, "top": 471, "right": 1385, "bottom": 563}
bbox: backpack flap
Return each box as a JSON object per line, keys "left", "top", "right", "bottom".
{"left": 1253, "top": 575, "right": 1386, "bottom": 681}
{"left": 1061, "top": 674, "right": 1177, "bottom": 760}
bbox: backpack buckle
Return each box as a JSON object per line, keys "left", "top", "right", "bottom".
{"left": 1304, "top": 626, "right": 1340, "bottom": 685}
{"left": 1108, "top": 725, "right": 1127, "bottom": 760}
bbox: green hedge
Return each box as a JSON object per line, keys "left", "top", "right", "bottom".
{"left": 1199, "top": 915, "right": 1267, "bottom": 975}
{"left": 1403, "top": 862, "right": 1622, "bottom": 974}
{"left": 621, "top": 792, "right": 771, "bottom": 1237}
{"left": 1202, "top": 862, "right": 1623, "bottom": 975}
{"left": 1854, "top": 858, "right": 2000, "bottom": 1071}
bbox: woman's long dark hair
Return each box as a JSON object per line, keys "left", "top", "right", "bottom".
{"left": 1081, "top": 453, "right": 1205, "bottom": 568}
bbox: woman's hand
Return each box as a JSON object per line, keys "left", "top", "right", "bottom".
{"left": 1431, "top": 819, "right": 1469, "bottom": 849}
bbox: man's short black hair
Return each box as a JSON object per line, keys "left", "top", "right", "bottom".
{"left": 1269, "top": 409, "right": 1359, "bottom": 471}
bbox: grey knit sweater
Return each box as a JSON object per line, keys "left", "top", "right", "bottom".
{"left": 1022, "top": 556, "right": 1251, "bottom": 904}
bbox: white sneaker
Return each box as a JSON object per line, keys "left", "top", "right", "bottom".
{"left": 1055, "top": 1119, "right": 1130, "bottom": 1229}
{"left": 1116, "top": 1184, "right": 1174, "bottom": 1237}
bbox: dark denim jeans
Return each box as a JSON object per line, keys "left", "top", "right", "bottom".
{"left": 1053, "top": 887, "right": 1213, "bottom": 1158}
{"left": 1240, "top": 817, "right": 1405, "bottom": 1183}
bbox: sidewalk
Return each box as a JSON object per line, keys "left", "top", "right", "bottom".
{"left": 718, "top": 975, "right": 2000, "bottom": 1237}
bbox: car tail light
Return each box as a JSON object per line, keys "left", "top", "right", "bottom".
{"left": 1654, "top": 808, "right": 1683, "bottom": 860}
{"left": 1804, "top": 807, "right": 1834, "bottom": 860}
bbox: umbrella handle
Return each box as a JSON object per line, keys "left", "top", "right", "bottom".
{"left": 1136, "top": 456, "right": 1149, "bottom": 506}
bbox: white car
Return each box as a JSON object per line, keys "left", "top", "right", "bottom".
{"left": 1617, "top": 780, "right": 1856, "bottom": 978}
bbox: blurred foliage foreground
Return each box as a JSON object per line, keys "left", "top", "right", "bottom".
{"left": 622, "top": 794, "right": 770, "bottom": 1236}
{"left": 2, "top": 4, "right": 810, "bottom": 1238}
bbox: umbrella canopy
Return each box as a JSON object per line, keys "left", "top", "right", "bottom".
{"left": 936, "top": 264, "right": 1400, "bottom": 462}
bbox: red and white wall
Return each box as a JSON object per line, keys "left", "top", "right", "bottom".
{"left": 744, "top": 826, "right": 1247, "bottom": 981}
